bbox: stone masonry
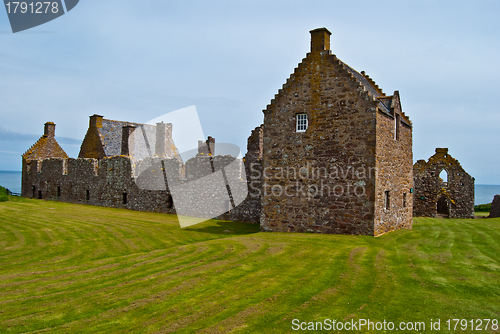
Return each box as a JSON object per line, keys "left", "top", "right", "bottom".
{"left": 259, "top": 28, "right": 413, "bottom": 236}
{"left": 489, "top": 195, "right": 500, "bottom": 218}
{"left": 413, "top": 148, "right": 474, "bottom": 218}
{"left": 23, "top": 28, "right": 416, "bottom": 236}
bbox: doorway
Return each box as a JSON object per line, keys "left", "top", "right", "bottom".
{"left": 436, "top": 196, "right": 449, "bottom": 218}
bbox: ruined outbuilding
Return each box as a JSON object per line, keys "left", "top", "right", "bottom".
{"left": 489, "top": 195, "right": 500, "bottom": 218}
{"left": 413, "top": 148, "right": 474, "bottom": 218}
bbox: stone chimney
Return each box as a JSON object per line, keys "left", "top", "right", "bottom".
{"left": 90, "top": 114, "right": 103, "bottom": 128}
{"left": 310, "top": 27, "right": 331, "bottom": 53}
{"left": 121, "top": 125, "right": 136, "bottom": 156}
{"left": 436, "top": 148, "right": 449, "bottom": 154}
{"left": 197, "top": 136, "right": 215, "bottom": 156}
{"left": 44, "top": 122, "right": 55, "bottom": 137}
{"left": 155, "top": 122, "right": 173, "bottom": 157}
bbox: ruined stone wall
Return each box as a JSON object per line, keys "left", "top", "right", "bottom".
{"left": 22, "top": 153, "right": 261, "bottom": 224}
{"left": 373, "top": 95, "right": 413, "bottom": 235}
{"left": 260, "top": 49, "right": 380, "bottom": 235}
{"left": 22, "top": 157, "right": 177, "bottom": 214}
{"left": 413, "top": 148, "right": 474, "bottom": 218}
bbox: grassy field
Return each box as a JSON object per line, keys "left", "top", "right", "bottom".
{"left": 0, "top": 186, "right": 8, "bottom": 202}
{"left": 1, "top": 197, "right": 500, "bottom": 333}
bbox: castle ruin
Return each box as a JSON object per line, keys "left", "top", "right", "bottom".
{"left": 22, "top": 28, "right": 415, "bottom": 236}
{"left": 413, "top": 148, "right": 474, "bottom": 218}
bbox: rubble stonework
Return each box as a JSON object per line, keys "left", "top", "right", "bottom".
{"left": 413, "top": 148, "right": 474, "bottom": 218}
{"left": 259, "top": 28, "right": 413, "bottom": 236}
{"left": 22, "top": 28, "right": 415, "bottom": 236}
{"left": 489, "top": 195, "right": 500, "bottom": 218}
{"left": 22, "top": 121, "right": 254, "bottom": 222}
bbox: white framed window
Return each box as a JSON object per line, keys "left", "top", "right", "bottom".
{"left": 296, "top": 113, "right": 308, "bottom": 132}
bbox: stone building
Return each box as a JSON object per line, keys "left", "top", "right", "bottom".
{"left": 22, "top": 117, "right": 252, "bottom": 224}
{"left": 413, "top": 148, "right": 474, "bottom": 218}
{"left": 257, "top": 28, "right": 413, "bottom": 236}
{"left": 22, "top": 28, "right": 414, "bottom": 236}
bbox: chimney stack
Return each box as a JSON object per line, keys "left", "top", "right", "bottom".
{"left": 121, "top": 125, "right": 136, "bottom": 156}
{"left": 436, "top": 148, "right": 449, "bottom": 154}
{"left": 155, "top": 122, "right": 173, "bottom": 157}
{"left": 310, "top": 27, "right": 331, "bottom": 53}
{"left": 44, "top": 122, "right": 55, "bottom": 137}
{"left": 90, "top": 114, "right": 103, "bottom": 128}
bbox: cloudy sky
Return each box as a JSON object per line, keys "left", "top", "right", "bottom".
{"left": 1, "top": 0, "right": 499, "bottom": 184}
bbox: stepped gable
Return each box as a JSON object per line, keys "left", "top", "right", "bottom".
{"left": 263, "top": 28, "right": 411, "bottom": 127}
{"left": 22, "top": 122, "right": 68, "bottom": 161}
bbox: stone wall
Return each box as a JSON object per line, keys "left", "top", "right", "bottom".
{"left": 374, "top": 92, "right": 413, "bottom": 235}
{"left": 489, "top": 195, "right": 500, "bottom": 218}
{"left": 413, "top": 148, "right": 474, "bottom": 218}
{"left": 258, "top": 28, "right": 413, "bottom": 236}
{"left": 260, "top": 36, "right": 376, "bottom": 235}
{"left": 22, "top": 153, "right": 260, "bottom": 223}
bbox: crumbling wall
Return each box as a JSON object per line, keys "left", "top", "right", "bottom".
{"left": 413, "top": 148, "right": 474, "bottom": 218}
{"left": 489, "top": 195, "right": 500, "bottom": 218}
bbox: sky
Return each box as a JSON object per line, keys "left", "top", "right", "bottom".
{"left": 0, "top": 0, "right": 499, "bottom": 184}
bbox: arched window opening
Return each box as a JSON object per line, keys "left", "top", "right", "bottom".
{"left": 439, "top": 169, "right": 448, "bottom": 185}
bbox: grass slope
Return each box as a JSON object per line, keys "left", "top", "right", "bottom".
{"left": 0, "top": 186, "right": 8, "bottom": 202}
{"left": 1, "top": 197, "right": 500, "bottom": 333}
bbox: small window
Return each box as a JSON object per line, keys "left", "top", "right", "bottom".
{"left": 123, "top": 192, "right": 128, "bottom": 205}
{"left": 166, "top": 195, "right": 173, "bottom": 209}
{"left": 395, "top": 114, "right": 401, "bottom": 140}
{"left": 32, "top": 186, "right": 36, "bottom": 198}
{"left": 296, "top": 113, "right": 308, "bottom": 132}
{"left": 384, "top": 191, "right": 390, "bottom": 210}
{"left": 57, "top": 186, "right": 61, "bottom": 197}
{"left": 38, "top": 190, "right": 42, "bottom": 200}
{"left": 403, "top": 193, "right": 407, "bottom": 208}
{"left": 86, "top": 190, "right": 90, "bottom": 201}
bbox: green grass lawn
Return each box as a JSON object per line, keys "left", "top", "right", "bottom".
{"left": 1, "top": 197, "right": 500, "bottom": 333}
{"left": 0, "top": 186, "right": 8, "bottom": 202}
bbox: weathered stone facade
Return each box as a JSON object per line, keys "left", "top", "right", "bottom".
{"left": 22, "top": 120, "right": 255, "bottom": 223}
{"left": 489, "top": 195, "right": 500, "bottom": 218}
{"left": 259, "top": 28, "right": 413, "bottom": 236}
{"left": 413, "top": 148, "right": 474, "bottom": 218}
{"left": 22, "top": 28, "right": 415, "bottom": 236}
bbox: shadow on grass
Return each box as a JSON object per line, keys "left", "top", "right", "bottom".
{"left": 183, "top": 220, "right": 260, "bottom": 236}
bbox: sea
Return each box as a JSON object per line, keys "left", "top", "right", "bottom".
{"left": 0, "top": 170, "right": 499, "bottom": 205}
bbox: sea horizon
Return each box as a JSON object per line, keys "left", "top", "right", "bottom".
{"left": 1, "top": 170, "right": 499, "bottom": 205}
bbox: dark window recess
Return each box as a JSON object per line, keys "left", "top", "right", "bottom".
{"left": 166, "top": 195, "right": 173, "bottom": 209}
{"left": 38, "top": 190, "right": 42, "bottom": 200}
{"left": 86, "top": 190, "right": 90, "bottom": 201}
{"left": 403, "top": 193, "right": 407, "bottom": 208}
{"left": 395, "top": 114, "right": 401, "bottom": 140}
{"left": 57, "top": 186, "right": 61, "bottom": 197}
{"left": 123, "top": 192, "right": 128, "bottom": 205}
{"left": 384, "top": 191, "right": 390, "bottom": 210}
{"left": 32, "top": 186, "right": 36, "bottom": 198}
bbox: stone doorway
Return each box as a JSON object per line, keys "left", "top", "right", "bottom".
{"left": 436, "top": 196, "right": 449, "bottom": 218}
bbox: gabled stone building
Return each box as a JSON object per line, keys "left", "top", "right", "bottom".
{"left": 21, "top": 28, "right": 415, "bottom": 236}
{"left": 22, "top": 122, "right": 68, "bottom": 199}
{"left": 258, "top": 28, "right": 413, "bottom": 236}
{"left": 413, "top": 148, "right": 474, "bottom": 218}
